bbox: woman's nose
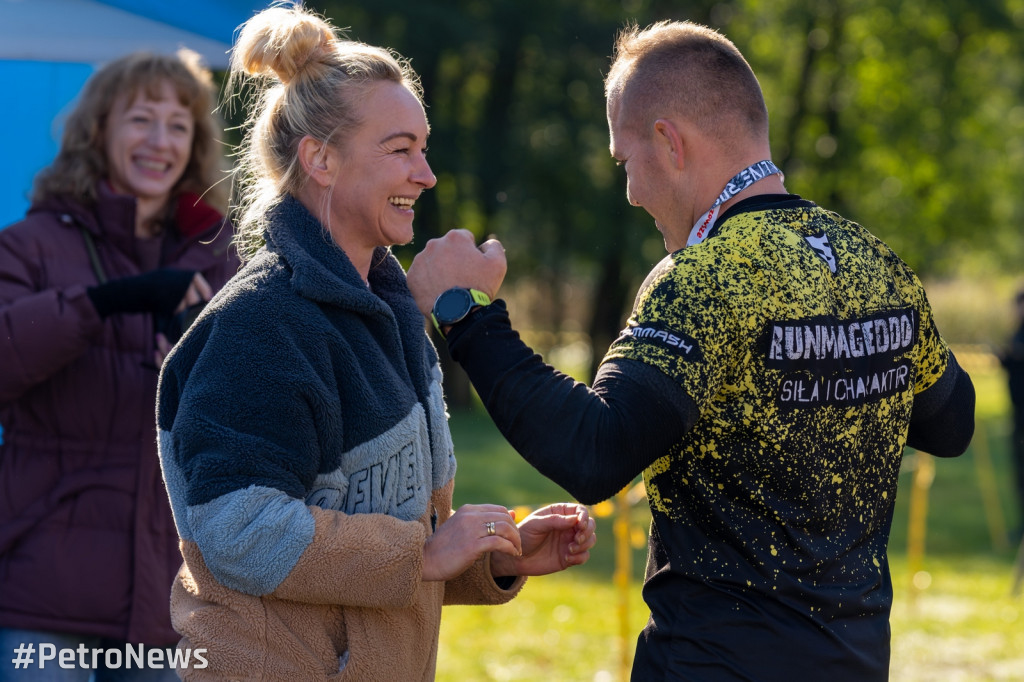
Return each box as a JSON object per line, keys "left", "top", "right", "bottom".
{"left": 415, "top": 157, "right": 437, "bottom": 189}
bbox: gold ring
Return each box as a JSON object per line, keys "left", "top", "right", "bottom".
{"left": 486, "top": 521, "right": 496, "bottom": 536}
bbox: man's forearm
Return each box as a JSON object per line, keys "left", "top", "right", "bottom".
{"left": 448, "top": 302, "right": 696, "bottom": 504}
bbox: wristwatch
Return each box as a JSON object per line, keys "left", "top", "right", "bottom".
{"left": 430, "top": 287, "right": 491, "bottom": 338}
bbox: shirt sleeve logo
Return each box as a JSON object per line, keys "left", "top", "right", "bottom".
{"left": 616, "top": 322, "right": 702, "bottom": 360}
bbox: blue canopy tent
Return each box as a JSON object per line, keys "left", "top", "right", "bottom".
{"left": 0, "top": 0, "right": 267, "bottom": 227}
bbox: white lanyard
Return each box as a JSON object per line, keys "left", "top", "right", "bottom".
{"left": 686, "top": 160, "right": 782, "bottom": 247}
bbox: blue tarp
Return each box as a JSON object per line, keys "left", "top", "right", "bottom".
{"left": 0, "top": 0, "right": 267, "bottom": 227}
{"left": 97, "top": 0, "right": 262, "bottom": 46}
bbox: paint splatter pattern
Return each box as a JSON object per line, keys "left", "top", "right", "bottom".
{"left": 603, "top": 201, "right": 949, "bottom": 610}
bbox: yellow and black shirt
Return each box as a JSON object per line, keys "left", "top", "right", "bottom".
{"left": 449, "top": 194, "right": 974, "bottom": 681}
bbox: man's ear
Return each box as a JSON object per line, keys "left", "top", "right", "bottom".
{"left": 653, "top": 118, "right": 685, "bottom": 171}
{"left": 298, "top": 135, "right": 336, "bottom": 188}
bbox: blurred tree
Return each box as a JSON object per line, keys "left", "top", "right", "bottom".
{"left": 726, "top": 0, "right": 1024, "bottom": 273}
{"left": 309, "top": 0, "right": 1024, "bottom": 400}
{"left": 314, "top": 0, "right": 668, "bottom": 395}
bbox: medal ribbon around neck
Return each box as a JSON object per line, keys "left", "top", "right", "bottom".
{"left": 686, "top": 160, "right": 782, "bottom": 247}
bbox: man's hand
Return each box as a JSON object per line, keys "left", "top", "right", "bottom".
{"left": 490, "top": 503, "right": 597, "bottom": 578}
{"left": 407, "top": 229, "right": 507, "bottom": 318}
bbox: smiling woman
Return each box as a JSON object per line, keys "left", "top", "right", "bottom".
{"left": 0, "top": 49, "right": 239, "bottom": 681}
{"left": 294, "top": 79, "right": 436, "bottom": 279}
{"left": 154, "top": 4, "right": 596, "bottom": 681}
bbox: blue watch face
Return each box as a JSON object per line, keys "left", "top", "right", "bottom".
{"left": 433, "top": 288, "right": 474, "bottom": 326}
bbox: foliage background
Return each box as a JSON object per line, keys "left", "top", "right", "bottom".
{"left": 304, "top": 0, "right": 1024, "bottom": 389}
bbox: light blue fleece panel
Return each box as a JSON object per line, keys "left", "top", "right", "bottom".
{"left": 186, "top": 486, "right": 316, "bottom": 596}
{"left": 305, "top": 404, "right": 435, "bottom": 521}
{"left": 158, "top": 428, "right": 192, "bottom": 541}
{"left": 425, "top": 365, "right": 457, "bottom": 491}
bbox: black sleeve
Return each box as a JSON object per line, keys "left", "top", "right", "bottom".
{"left": 86, "top": 268, "right": 195, "bottom": 319}
{"left": 906, "top": 352, "right": 975, "bottom": 457}
{"left": 447, "top": 301, "right": 699, "bottom": 504}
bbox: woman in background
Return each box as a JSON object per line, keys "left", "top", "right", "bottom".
{"left": 157, "top": 5, "right": 596, "bottom": 679}
{"left": 0, "top": 49, "right": 238, "bottom": 680}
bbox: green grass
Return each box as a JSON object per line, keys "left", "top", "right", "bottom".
{"left": 888, "top": 555, "right": 1024, "bottom": 682}
{"left": 437, "top": 363, "right": 1024, "bottom": 682}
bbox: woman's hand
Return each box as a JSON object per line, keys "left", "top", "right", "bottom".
{"left": 155, "top": 332, "right": 173, "bottom": 367}
{"left": 490, "top": 503, "right": 597, "bottom": 578}
{"left": 422, "top": 504, "right": 522, "bottom": 582}
{"left": 154, "top": 272, "right": 213, "bottom": 366}
{"left": 175, "top": 272, "right": 213, "bottom": 313}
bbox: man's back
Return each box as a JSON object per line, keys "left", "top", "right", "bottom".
{"left": 610, "top": 194, "right": 952, "bottom": 680}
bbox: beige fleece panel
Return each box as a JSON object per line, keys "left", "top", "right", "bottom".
{"left": 171, "top": 481, "right": 523, "bottom": 680}
{"left": 273, "top": 506, "right": 427, "bottom": 607}
{"left": 173, "top": 542, "right": 447, "bottom": 680}
{"left": 443, "top": 552, "right": 526, "bottom": 606}
{"left": 173, "top": 546, "right": 342, "bottom": 680}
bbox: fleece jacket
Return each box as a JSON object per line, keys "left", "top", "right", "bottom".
{"left": 157, "top": 196, "right": 523, "bottom": 680}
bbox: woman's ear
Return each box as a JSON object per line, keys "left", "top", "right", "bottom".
{"left": 653, "top": 118, "right": 685, "bottom": 171}
{"left": 298, "top": 135, "right": 336, "bottom": 188}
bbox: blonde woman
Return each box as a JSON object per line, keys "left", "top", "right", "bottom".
{"left": 156, "top": 5, "right": 596, "bottom": 680}
{"left": 0, "top": 50, "right": 238, "bottom": 680}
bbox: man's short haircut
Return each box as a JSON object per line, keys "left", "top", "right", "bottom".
{"left": 606, "top": 21, "right": 769, "bottom": 143}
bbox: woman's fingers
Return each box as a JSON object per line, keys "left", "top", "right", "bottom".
{"left": 467, "top": 506, "right": 521, "bottom": 555}
{"left": 176, "top": 273, "right": 214, "bottom": 313}
{"left": 423, "top": 505, "right": 524, "bottom": 581}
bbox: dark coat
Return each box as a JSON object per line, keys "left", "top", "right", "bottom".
{"left": 0, "top": 184, "right": 238, "bottom": 644}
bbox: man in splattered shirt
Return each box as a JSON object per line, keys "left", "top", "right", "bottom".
{"left": 407, "top": 20, "right": 974, "bottom": 682}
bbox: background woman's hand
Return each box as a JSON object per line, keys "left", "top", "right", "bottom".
{"left": 176, "top": 271, "right": 213, "bottom": 313}
{"left": 154, "top": 272, "right": 213, "bottom": 366}
{"left": 422, "top": 504, "right": 522, "bottom": 582}
{"left": 490, "top": 503, "right": 596, "bottom": 578}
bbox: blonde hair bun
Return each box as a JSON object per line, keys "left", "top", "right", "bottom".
{"left": 231, "top": 5, "right": 336, "bottom": 84}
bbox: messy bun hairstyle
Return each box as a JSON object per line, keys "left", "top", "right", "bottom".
{"left": 227, "top": 3, "right": 423, "bottom": 262}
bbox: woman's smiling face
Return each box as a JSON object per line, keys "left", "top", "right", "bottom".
{"left": 322, "top": 81, "right": 436, "bottom": 261}
{"left": 104, "top": 80, "right": 194, "bottom": 214}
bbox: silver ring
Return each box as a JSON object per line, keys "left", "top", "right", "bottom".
{"left": 485, "top": 521, "right": 496, "bottom": 536}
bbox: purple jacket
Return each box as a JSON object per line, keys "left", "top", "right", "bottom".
{"left": 0, "top": 185, "right": 238, "bottom": 644}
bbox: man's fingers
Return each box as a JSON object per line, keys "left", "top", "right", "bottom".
{"left": 479, "top": 238, "right": 506, "bottom": 256}
{"left": 442, "top": 228, "right": 477, "bottom": 245}
{"left": 565, "top": 550, "right": 591, "bottom": 567}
